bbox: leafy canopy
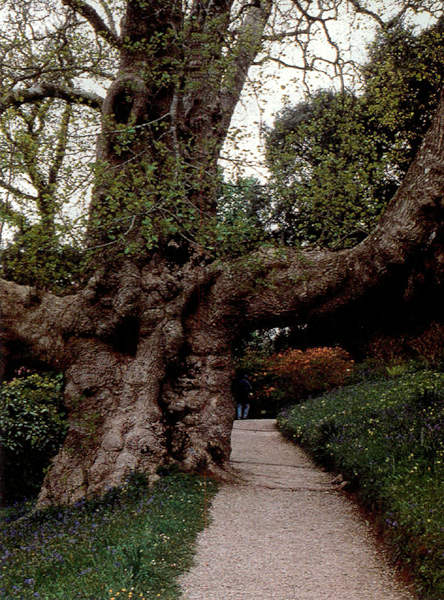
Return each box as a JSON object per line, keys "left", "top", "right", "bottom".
{"left": 264, "top": 19, "right": 444, "bottom": 249}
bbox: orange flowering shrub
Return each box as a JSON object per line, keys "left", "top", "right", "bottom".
{"left": 268, "top": 347, "right": 354, "bottom": 401}
{"left": 236, "top": 346, "right": 354, "bottom": 416}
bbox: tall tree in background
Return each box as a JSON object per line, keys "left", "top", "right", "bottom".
{"left": 0, "top": 0, "right": 106, "bottom": 289}
{"left": 265, "top": 90, "right": 391, "bottom": 248}
{"left": 1, "top": 0, "right": 444, "bottom": 507}
{"left": 265, "top": 18, "right": 444, "bottom": 249}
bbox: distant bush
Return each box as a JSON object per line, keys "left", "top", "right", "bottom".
{"left": 236, "top": 346, "right": 353, "bottom": 417}
{"left": 0, "top": 372, "right": 68, "bottom": 503}
{"left": 408, "top": 322, "right": 444, "bottom": 368}
{"left": 364, "top": 323, "right": 444, "bottom": 372}
{"left": 278, "top": 371, "right": 444, "bottom": 598}
{"left": 269, "top": 347, "right": 353, "bottom": 399}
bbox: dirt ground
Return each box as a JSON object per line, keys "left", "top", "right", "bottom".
{"left": 179, "top": 419, "right": 417, "bottom": 600}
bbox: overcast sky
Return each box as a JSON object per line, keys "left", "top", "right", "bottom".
{"left": 222, "top": 2, "right": 439, "bottom": 182}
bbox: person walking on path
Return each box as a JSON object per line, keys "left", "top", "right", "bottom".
{"left": 235, "top": 374, "right": 253, "bottom": 419}
{"left": 180, "top": 419, "right": 416, "bottom": 600}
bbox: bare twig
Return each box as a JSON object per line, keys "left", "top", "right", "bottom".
{"left": 61, "top": 0, "right": 121, "bottom": 48}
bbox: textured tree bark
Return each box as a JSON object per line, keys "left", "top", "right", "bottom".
{"left": 1, "top": 88, "right": 444, "bottom": 505}
{"left": 40, "top": 86, "right": 444, "bottom": 505}
{"left": 23, "top": 257, "right": 238, "bottom": 506}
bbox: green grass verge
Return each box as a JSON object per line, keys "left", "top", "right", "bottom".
{"left": 0, "top": 472, "right": 217, "bottom": 600}
{"left": 277, "top": 370, "right": 444, "bottom": 600}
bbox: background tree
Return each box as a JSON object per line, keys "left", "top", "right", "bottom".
{"left": 265, "top": 17, "right": 444, "bottom": 249}
{"left": 0, "top": 0, "right": 109, "bottom": 290}
{"left": 265, "top": 90, "right": 390, "bottom": 248}
{"left": 363, "top": 17, "right": 444, "bottom": 167}
{"left": 215, "top": 176, "right": 272, "bottom": 256}
{"left": 1, "top": 0, "right": 444, "bottom": 508}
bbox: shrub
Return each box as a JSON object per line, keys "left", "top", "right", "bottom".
{"left": 364, "top": 324, "right": 444, "bottom": 371}
{"left": 408, "top": 322, "right": 444, "bottom": 368}
{"left": 235, "top": 346, "right": 353, "bottom": 417}
{"left": 0, "top": 372, "right": 68, "bottom": 503}
{"left": 365, "top": 334, "right": 408, "bottom": 365}
{"left": 268, "top": 347, "right": 354, "bottom": 401}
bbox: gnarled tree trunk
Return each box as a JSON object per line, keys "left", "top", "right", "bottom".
{"left": 34, "top": 257, "right": 237, "bottom": 506}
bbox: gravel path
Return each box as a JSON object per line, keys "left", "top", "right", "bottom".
{"left": 179, "top": 419, "right": 416, "bottom": 600}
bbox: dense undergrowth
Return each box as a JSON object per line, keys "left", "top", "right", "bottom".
{"left": 0, "top": 472, "right": 216, "bottom": 600}
{"left": 278, "top": 370, "right": 444, "bottom": 599}
{"left": 0, "top": 372, "right": 68, "bottom": 503}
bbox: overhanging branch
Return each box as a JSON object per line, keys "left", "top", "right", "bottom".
{"left": 215, "top": 90, "right": 444, "bottom": 329}
{"left": 0, "top": 83, "right": 104, "bottom": 116}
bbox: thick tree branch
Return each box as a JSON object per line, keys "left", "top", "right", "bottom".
{"left": 95, "top": 0, "right": 119, "bottom": 37}
{"left": 61, "top": 0, "right": 121, "bottom": 48}
{"left": 0, "top": 83, "right": 104, "bottom": 116}
{"left": 219, "top": 1, "right": 272, "bottom": 133}
{"left": 0, "top": 180, "right": 37, "bottom": 202}
{"left": 0, "top": 263, "right": 146, "bottom": 372}
{"left": 215, "top": 89, "right": 444, "bottom": 329}
{"left": 347, "top": 0, "right": 387, "bottom": 28}
{"left": 188, "top": 0, "right": 235, "bottom": 29}
{"left": 48, "top": 104, "right": 72, "bottom": 188}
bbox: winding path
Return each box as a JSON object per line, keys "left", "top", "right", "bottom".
{"left": 179, "top": 419, "right": 416, "bottom": 600}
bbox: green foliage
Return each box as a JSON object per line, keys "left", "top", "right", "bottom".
{"left": 0, "top": 228, "right": 84, "bottom": 293}
{"left": 0, "top": 0, "right": 105, "bottom": 285}
{"left": 265, "top": 20, "right": 444, "bottom": 250}
{"left": 0, "top": 97, "right": 93, "bottom": 291}
{"left": 0, "top": 372, "right": 68, "bottom": 502}
{"left": 266, "top": 90, "right": 391, "bottom": 248}
{"left": 0, "top": 472, "right": 217, "bottom": 600}
{"left": 213, "top": 177, "right": 270, "bottom": 257}
{"left": 363, "top": 20, "right": 444, "bottom": 168}
{"left": 278, "top": 371, "right": 444, "bottom": 598}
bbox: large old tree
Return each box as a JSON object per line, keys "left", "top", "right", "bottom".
{"left": 1, "top": 0, "right": 444, "bottom": 506}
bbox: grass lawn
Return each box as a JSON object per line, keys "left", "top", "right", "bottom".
{"left": 0, "top": 472, "right": 216, "bottom": 600}
{"left": 278, "top": 370, "right": 444, "bottom": 600}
